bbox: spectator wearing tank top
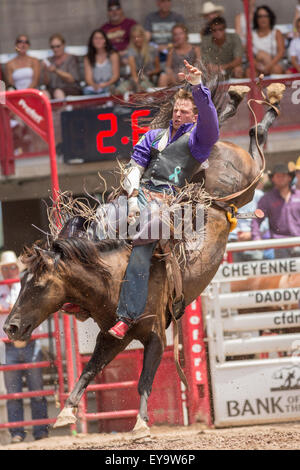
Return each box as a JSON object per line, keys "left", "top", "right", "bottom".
{"left": 287, "top": 18, "right": 300, "bottom": 74}
{"left": 158, "top": 24, "right": 201, "bottom": 87}
{"left": 117, "top": 24, "right": 160, "bottom": 93}
{"left": 246, "top": 6, "right": 285, "bottom": 77}
{"left": 83, "top": 29, "right": 120, "bottom": 96}
{"left": 5, "top": 34, "right": 40, "bottom": 90}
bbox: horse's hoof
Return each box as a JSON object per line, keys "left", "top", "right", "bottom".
{"left": 53, "top": 407, "right": 77, "bottom": 428}
{"left": 131, "top": 414, "right": 151, "bottom": 440}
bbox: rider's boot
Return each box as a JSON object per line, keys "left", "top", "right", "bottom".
{"left": 108, "top": 317, "right": 135, "bottom": 340}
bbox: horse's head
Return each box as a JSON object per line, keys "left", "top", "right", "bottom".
{"left": 3, "top": 246, "right": 66, "bottom": 341}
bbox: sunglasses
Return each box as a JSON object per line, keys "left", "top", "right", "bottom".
{"left": 2, "top": 265, "right": 18, "bottom": 271}
{"left": 16, "top": 39, "right": 29, "bottom": 45}
{"left": 108, "top": 6, "right": 121, "bottom": 11}
{"left": 51, "top": 44, "right": 63, "bottom": 49}
{"left": 257, "top": 14, "right": 270, "bottom": 18}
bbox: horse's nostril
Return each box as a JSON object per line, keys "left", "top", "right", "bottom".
{"left": 4, "top": 324, "right": 19, "bottom": 337}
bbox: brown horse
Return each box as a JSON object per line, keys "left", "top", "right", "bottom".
{"left": 3, "top": 88, "right": 282, "bottom": 437}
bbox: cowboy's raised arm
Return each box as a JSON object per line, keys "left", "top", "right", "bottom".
{"left": 179, "top": 60, "right": 219, "bottom": 162}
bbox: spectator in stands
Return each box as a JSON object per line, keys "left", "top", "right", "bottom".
{"left": 42, "top": 34, "right": 81, "bottom": 99}
{"left": 83, "top": 29, "right": 120, "bottom": 96}
{"left": 293, "top": 0, "right": 300, "bottom": 37}
{"left": 201, "top": 16, "right": 244, "bottom": 79}
{"left": 229, "top": 179, "right": 274, "bottom": 261}
{"left": 144, "top": 0, "right": 185, "bottom": 65}
{"left": 5, "top": 35, "right": 40, "bottom": 90}
{"left": 199, "top": 1, "right": 225, "bottom": 38}
{"left": 124, "top": 24, "right": 160, "bottom": 92}
{"left": 235, "top": 0, "right": 256, "bottom": 47}
{"left": 251, "top": 164, "right": 300, "bottom": 258}
{"left": 100, "top": 0, "right": 136, "bottom": 73}
{"left": 296, "top": 158, "right": 300, "bottom": 190}
{"left": 158, "top": 24, "right": 201, "bottom": 87}
{"left": 287, "top": 18, "right": 300, "bottom": 74}
{"left": 288, "top": 156, "right": 300, "bottom": 190}
{"left": 0, "top": 251, "right": 48, "bottom": 443}
{"left": 246, "top": 5, "right": 285, "bottom": 77}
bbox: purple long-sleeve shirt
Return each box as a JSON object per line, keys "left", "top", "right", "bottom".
{"left": 251, "top": 187, "right": 300, "bottom": 239}
{"left": 131, "top": 83, "right": 219, "bottom": 168}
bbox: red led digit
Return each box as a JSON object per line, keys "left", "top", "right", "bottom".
{"left": 131, "top": 110, "right": 150, "bottom": 146}
{"left": 96, "top": 113, "right": 118, "bottom": 153}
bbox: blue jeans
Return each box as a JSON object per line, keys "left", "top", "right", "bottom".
{"left": 4, "top": 341, "right": 48, "bottom": 439}
{"left": 117, "top": 242, "right": 157, "bottom": 321}
{"left": 116, "top": 183, "right": 175, "bottom": 322}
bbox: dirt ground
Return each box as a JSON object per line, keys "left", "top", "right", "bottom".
{"left": 1, "top": 422, "right": 300, "bottom": 450}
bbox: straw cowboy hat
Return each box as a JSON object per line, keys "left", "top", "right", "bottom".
{"left": 200, "top": 2, "right": 225, "bottom": 16}
{"left": 0, "top": 250, "right": 19, "bottom": 266}
{"left": 288, "top": 156, "right": 300, "bottom": 172}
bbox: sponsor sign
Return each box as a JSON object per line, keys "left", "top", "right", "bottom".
{"left": 215, "top": 258, "right": 300, "bottom": 281}
{"left": 219, "top": 287, "right": 300, "bottom": 310}
{"left": 185, "top": 300, "right": 207, "bottom": 385}
{"left": 5, "top": 92, "right": 48, "bottom": 140}
{"left": 213, "top": 359, "right": 300, "bottom": 426}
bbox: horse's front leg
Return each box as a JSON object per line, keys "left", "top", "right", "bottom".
{"left": 54, "top": 331, "right": 131, "bottom": 428}
{"left": 132, "top": 331, "right": 164, "bottom": 439}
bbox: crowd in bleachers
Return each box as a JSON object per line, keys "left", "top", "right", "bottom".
{"left": 2, "top": 0, "right": 300, "bottom": 101}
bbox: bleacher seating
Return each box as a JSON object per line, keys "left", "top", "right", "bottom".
{"left": 0, "top": 25, "right": 295, "bottom": 93}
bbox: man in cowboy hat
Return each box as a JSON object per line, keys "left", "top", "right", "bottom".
{"left": 0, "top": 251, "right": 48, "bottom": 443}
{"left": 200, "top": 1, "right": 225, "bottom": 36}
{"left": 251, "top": 163, "right": 300, "bottom": 258}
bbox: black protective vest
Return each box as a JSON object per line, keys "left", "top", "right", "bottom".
{"left": 142, "top": 130, "right": 200, "bottom": 188}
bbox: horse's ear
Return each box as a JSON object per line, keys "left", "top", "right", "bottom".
{"left": 33, "top": 246, "right": 59, "bottom": 267}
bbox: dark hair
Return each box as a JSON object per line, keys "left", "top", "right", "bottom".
{"left": 86, "top": 29, "right": 115, "bottom": 66}
{"left": 207, "top": 16, "right": 227, "bottom": 32}
{"left": 128, "top": 59, "right": 226, "bottom": 130}
{"left": 253, "top": 6, "right": 276, "bottom": 30}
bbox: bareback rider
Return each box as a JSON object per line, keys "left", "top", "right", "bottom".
{"left": 108, "top": 60, "right": 220, "bottom": 339}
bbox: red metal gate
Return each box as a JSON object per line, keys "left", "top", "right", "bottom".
{"left": 0, "top": 279, "right": 65, "bottom": 432}
{"left": 64, "top": 298, "right": 212, "bottom": 433}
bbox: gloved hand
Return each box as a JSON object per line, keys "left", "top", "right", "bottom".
{"left": 178, "top": 59, "right": 202, "bottom": 86}
{"left": 127, "top": 196, "right": 140, "bottom": 225}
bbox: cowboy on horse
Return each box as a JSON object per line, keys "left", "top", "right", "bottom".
{"left": 107, "top": 60, "right": 220, "bottom": 339}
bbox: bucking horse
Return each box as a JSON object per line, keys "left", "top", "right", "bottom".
{"left": 3, "top": 76, "right": 285, "bottom": 437}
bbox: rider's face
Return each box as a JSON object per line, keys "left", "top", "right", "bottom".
{"left": 172, "top": 99, "right": 197, "bottom": 131}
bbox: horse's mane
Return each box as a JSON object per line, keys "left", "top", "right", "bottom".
{"left": 127, "top": 59, "right": 227, "bottom": 130}
{"left": 21, "top": 237, "right": 125, "bottom": 289}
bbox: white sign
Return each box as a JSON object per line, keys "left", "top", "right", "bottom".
{"left": 215, "top": 258, "right": 300, "bottom": 281}
{"left": 213, "top": 359, "right": 300, "bottom": 426}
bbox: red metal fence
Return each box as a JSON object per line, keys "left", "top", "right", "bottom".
{"left": 0, "top": 278, "right": 65, "bottom": 431}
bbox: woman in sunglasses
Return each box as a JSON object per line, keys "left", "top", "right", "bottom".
{"left": 43, "top": 34, "right": 81, "bottom": 99}
{"left": 246, "top": 5, "right": 285, "bottom": 76}
{"left": 5, "top": 34, "right": 41, "bottom": 90}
